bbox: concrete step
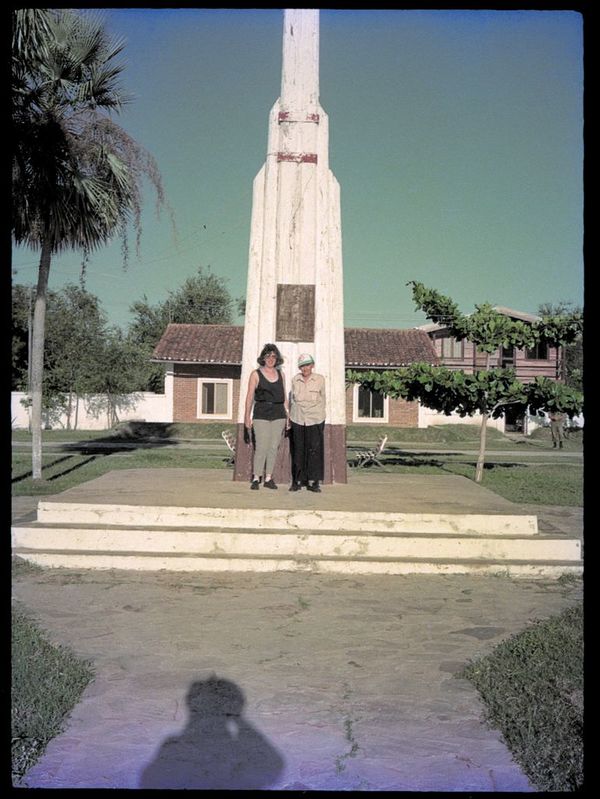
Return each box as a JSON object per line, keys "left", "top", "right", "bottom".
{"left": 12, "top": 524, "right": 580, "bottom": 562}
{"left": 13, "top": 500, "right": 581, "bottom": 578}
{"left": 11, "top": 547, "right": 582, "bottom": 578}
{"left": 12, "top": 520, "right": 581, "bottom": 577}
{"left": 35, "top": 501, "right": 539, "bottom": 536}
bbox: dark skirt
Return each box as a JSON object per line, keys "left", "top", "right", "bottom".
{"left": 290, "top": 421, "right": 324, "bottom": 483}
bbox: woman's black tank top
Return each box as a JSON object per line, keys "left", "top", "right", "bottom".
{"left": 253, "top": 369, "right": 286, "bottom": 421}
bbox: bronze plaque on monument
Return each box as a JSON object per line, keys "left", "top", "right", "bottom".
{"left": 276, "top": 284, "right": 315, "bottom": 341}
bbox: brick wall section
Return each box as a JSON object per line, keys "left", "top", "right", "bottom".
{"left": 174, "top": 365, "right": 419, "bottom": 428}
{"left": 388, "top": 396, "right": 419, "bottom": 426}
{"left": 344, "top": 382, "right": 418, "bottom": 428}
{"left": 173, "top": 364, "right": 241, "bottom": 423}
{"left": 345, "top": 384, "right": 354, "bottom": 422}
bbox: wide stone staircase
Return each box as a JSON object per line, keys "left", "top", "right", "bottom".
{"left": 12, "top": 499, "right": 582, "bottom": 578}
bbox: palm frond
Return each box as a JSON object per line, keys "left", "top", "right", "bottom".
{"left": 12, "top": 7, "right": 171, "bottom": 265}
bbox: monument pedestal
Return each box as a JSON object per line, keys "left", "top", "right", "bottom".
{"left": 11, "top": 468, "right": 583, "bottom": 577}
{"left": 233, "top": 423, "right": 347, "bottom": 485}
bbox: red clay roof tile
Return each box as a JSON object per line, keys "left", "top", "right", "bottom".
{"left": 152, "top": 324, "right": 438, "bottom": 367}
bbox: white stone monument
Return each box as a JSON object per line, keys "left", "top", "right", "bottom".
{"left": 234, "top": 8, "right": 347, "bottom": 483}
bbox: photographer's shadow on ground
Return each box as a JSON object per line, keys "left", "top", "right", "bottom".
{"left": 139, "top": 675, "right": 285, "bottom": 789}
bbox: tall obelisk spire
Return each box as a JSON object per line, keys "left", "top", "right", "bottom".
{"left": 281, "top": 9, "right": 319, "bottom": 113}
{"left": 235, "top": 9, "right": 346, "bottom": 484}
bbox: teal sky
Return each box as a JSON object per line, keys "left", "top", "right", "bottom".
{"left": 12, "top": 8, "right": 584, "bottom": 330}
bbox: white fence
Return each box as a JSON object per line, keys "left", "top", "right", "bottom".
{"left": 11, "top": 389, "right": 172, "bottom": 430}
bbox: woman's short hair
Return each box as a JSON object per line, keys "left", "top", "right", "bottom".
{"left": 257, "top": 343, "right": 284, "bottom": 367}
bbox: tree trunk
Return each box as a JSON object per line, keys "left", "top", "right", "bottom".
{"left": 474, "top": 352, "right": 491, "bottom": 484}
{"left": 475, "top": 411, "right": 489, "bottom": 483}
{"left": 106, "top": 392, "right": 119, "bottom": 428}
{"left": 30, "top": 241, "right": 52, "bottom": 480}
{"left": 67, "top": 390, "right": 73, "bottom": 430}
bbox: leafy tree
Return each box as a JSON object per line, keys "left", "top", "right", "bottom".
{"left": 44, "top": 285, "right": 108, "bottom": 428}
{"left": 538, "top": 302, "right": 583, "bottom": 392}
{"left": 13, "top": 282, "right": 111, "bottom": 428}
{"left": 128, "top": 266, "right": 236, "bottom": 391}
{"left": 348, "top": 282, "right": 583, "bottom": 483}
{"left": 11, "top": 284, "right": 34, "bottom": 391}
{"left": 12, "top": 8, "right": 169, "bottom": 478}
{"left": 409, "top": 282, "right": 582, "bottom": 353}
{"left": 84, "top": 327, "right": 150, "bottom": 427}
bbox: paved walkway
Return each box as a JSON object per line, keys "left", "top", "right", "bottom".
{"left": 12, "top": 472, "right": 583, "bottom": 790}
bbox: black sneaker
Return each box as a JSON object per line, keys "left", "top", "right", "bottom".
{"left": 289, "top": 482, "right": 301, "bottom": 492}
{"left": 250, "top": 479, "right": 260, "bottom": 490}
{"left": 263, "top": 479, "right": 277, "bottom": 489}
{"left": 307, "top": 481, "right": 321, "bottom": 493}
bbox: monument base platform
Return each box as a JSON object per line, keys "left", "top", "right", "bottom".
{"left": 12, "top": 469, "right": 582, "bottom": 578}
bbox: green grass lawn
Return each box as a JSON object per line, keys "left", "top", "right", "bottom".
{"left": 11, "top": 447, "right": 230, "bottom": 495}
{"left": 11, "top": 594, "right": 94, "bottom": 784}
{"left": 432, "top": 461, "right": 583, "bottom": 506}
{"left": 12, "top": 436, "right": 583, "bottom": 505}
{"left": 12, "top": 428, "right": 113, "bottom": 442}
{"left": 11, "top": 421, "right": 235, "bottom": 443}
{"left": 460, "top": 601, "right": 583, "bottom": 791}
{"left": 13, "top": 421, "right": 583, "bottom": 449}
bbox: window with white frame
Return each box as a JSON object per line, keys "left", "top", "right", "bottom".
{"left": 353, "top": 384, "right": 388, "bottom": 423}
{"left": 197, "top": 379, "right": 233, "bottom": 419}
{"left": 441, "top": 336, "right": 463, "bottom": 358}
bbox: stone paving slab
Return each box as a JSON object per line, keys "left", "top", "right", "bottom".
{"left": 30, "top": 468, "right": 532, "bottom": 514}
{"left": 12, "top": 566, "right": 582, "bottom": 790}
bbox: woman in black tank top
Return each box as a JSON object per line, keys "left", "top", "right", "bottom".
{"left": 253, "top": 369, "right": 287, "bottom": 421}
{"left": 243, "top": 344, "right": 289, "bottom": 489}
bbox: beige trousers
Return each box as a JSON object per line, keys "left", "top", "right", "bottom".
{"left": 252, "top": 418, "right": 286, "bottom": 476}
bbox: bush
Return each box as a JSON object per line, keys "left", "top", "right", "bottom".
{"left": 460, "top": 603, "right": 583, "bottom": 791}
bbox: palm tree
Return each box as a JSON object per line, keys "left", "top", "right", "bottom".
{"left": 12, "top": 9, "right": 168, "bottom": 479}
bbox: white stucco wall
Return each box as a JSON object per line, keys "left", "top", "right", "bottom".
{"left": 11, "top": 388, "right": 172, "bottom": 430}
{"left": 417, "top": 405, "right": 506, "bottom": 431}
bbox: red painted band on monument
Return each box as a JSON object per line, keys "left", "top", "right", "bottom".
{"left": 278, "top": 112, "right": 320, "bottom": 123}
{"left": 276, "top": 152, "right": 318, "bottom": 164}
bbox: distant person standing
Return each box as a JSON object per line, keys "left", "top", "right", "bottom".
{"left": 549, "top": 411, "right": 566, "bottom": 449}
{"left": 289, "top": 354, "right": 326, "bottom": 493}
